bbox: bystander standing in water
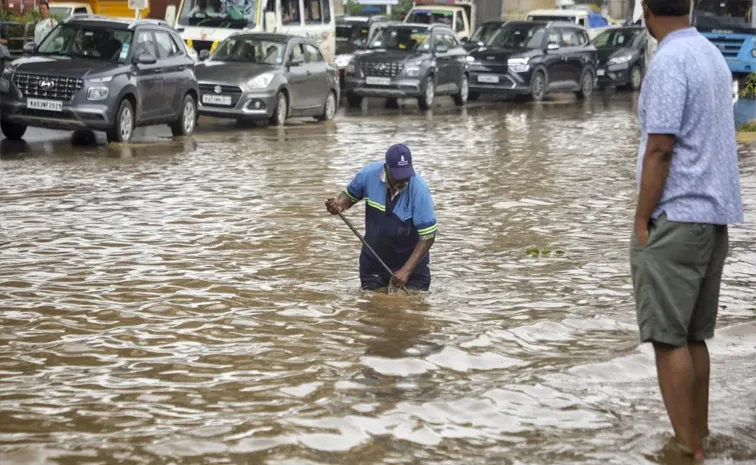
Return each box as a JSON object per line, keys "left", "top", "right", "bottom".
{"left": 630, "top": 0, "right": 743, "bottom": 461}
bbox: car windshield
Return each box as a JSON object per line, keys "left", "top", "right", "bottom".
{"left": 470, "top": 23, "right": 500, "bottom": 43}
{"left": 592, "top": 29, "right": 641, "bottom": 48}
{"left": 406, "top": 9, "right": 453, "bottom": 27}
{"left": 177, "top": 0, "right": 258, "bottom": 28}
{"left": 485, "top": 25, "right": 547, "bottom": 49}
{"left": 210, "top": 36, "right": 285, "bottom": 64}
{"left": 49, "top": 6, "right": 72, "bottom": 18}
{"left": 693, "top": 0, "right": 754, "bottom": 33}
{"left": 367, "top": 26, "right": 431, "bottom": 52}
{"left": 336, "top": 22, "right": 370, "bottom": 46}
{"left": 36, "top": 25, "right": 134, "bottom": 63}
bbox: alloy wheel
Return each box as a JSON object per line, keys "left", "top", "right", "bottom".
{"left": 183, "top": 100, "right": 196, "bottom": 134}
{"left": 120, "top": 107, "right": 133, "bottom": 141}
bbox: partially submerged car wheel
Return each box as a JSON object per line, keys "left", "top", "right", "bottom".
{"left": 577, "top": 70, "right": 594, "bottom": 100}
{"left": 270, "top": 92, "right": 288, "bottom": 127}
{"left": 418, "top": 75, "right": 434, "bottom": 110}
{"left": 107, "top": 99, "right": 135, "bottom": 144}
{"left": 453, "top": 74, "right": 469, "bottom": 107}
{"left": 530, "top": 71, "right": 546, "bottom": 102}
{"left": 1, "top": 120, "right": 27, "bottom": 140}
{"left": 629, "top": 65, "right": 642, "bottom": 91}
{"left": 318, "top": 91, "right": 337, "bottom": 122}
{"left": 171, "top": 94, "right": 197, "bottom": 137}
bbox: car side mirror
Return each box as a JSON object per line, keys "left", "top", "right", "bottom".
{"left": 290, "top": 56, "right": 304, "bottom": 67}
{"left": 547, "top": 42, "right": 560, "bottom": 51}
{"left": 136, "top": 52, "right": 157, "bottom": 65}
{"left": 435, "top": 44, "right": 449, "bottom": 54}
{"left": 199, "top": 49, "right": 209, "bottom": 60}
{"left": 22, "top": 41, "right": 35, "bottom": 55}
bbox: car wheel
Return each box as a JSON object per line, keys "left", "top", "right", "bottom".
{"left": 106, "top": 99, "right": 135, "bottom": 143}
{"left": 346, "top": 93, "right": 362, "bottom": 108}
{"left": 468, "top": 91, "right": 480, "bottom": 101}
{"left": 269, "top": 92, "right": 288, "bottom": 126}
{"left": 530, "top": 71, "right": 546, "bottom": 101}
{"left": 418, "top": 75, "right": 435, "bottom": 110}
{"left": 0, "top": 120, "right": 27, "bottom": 140}
{"left": 317, "top": 90, "right": 337, "bottom": 121}
{"left": 170, "top": 94, "right": 197, "bottom": 137}
{"left": 629, "top": 65, "right": 643, "bottom": 91}
{"left": 577, "top": 69, "right": 594, "bottom": 99}
{"left": 453, "top": 74, "right": 469, "bottom": 106}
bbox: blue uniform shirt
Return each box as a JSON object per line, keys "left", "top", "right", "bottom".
{"left": 344, "top": 162, "right": 437, "bottom": 274}
{"left": 637, "top": 27, "right": 743, "bottom": 225}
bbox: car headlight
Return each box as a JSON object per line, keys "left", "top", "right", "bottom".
{"left": 465, "top": 56, "right": 475, "bottom": 63}
{"left": 507, "top": 57, "right": 530, "bottom": 73}
{"left": 1, "top": 65, "right": 15, "bottom": 76}
{"left": 87, "top": 86, "right": 109, "bottom": 101}
{"left": 404, "top": 65, "right": 421, "bottom": 77}
{"left": 88, "top": 76, "right": 113, "bottom": 83}
{"left": 346, "top": 63, "right": 356, "bottom": 74}
{"left": 335, "top": 54, "right": 353, "bottom": 68}
{"left": 247, "top": 72, "right": 274, "bottom": 89}
{"left": 608, "top": 55, "right": 633, "bottom": 66}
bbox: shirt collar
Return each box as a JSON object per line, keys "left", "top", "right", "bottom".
{"left": 657, "top": 27, "right": 697, "bottom": 50}
{"left": 380, "top": 168, "right": 408, "bottom": 197}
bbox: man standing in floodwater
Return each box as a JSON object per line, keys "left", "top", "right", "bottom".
{"left": 325, "top": 144, "right": 437, "bottom": 292}
{"left": 630, "top": 0, "right": 743, "bottom": 460}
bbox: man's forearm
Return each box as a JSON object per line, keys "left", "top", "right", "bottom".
{"left": 337, "top": 191, "right": 356, "bottom": 211}
{"left": 635, "top": 149, "right": 673, "bottom": 226}
{"left": 401, "top": 236, "right": 434, "bottom": 273}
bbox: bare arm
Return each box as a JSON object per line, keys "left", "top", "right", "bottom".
{"left": 635, "top": 133, "right": 675, "bottom": 242}
{"left": 325, "top": 190, "right": 357, "bottom": 215}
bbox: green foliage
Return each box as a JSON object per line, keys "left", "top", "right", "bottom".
{"left": 741, "top": 73, "right": 756, "bottom": 100}
{"left": 390, "top": 0, "right": 413, "bottom": 21}
{"left": 345, "top": 0, "right": 364, "bottom": 16}
{"left": 0, "top": 9, "right": 63, "bottom": 25}
{"left": 741, "top": 121, "right": 756, "bottom": 132}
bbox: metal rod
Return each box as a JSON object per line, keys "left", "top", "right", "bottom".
{"left": 337, "top": 212, "right": 409, "bottom": 295}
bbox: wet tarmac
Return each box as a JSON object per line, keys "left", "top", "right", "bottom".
{"left": 1, "top": 92, "right": 755, "bottom": 465}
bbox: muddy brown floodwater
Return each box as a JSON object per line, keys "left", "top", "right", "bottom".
{"left": 1, "top": 94, "right": 755, "bottom": 465}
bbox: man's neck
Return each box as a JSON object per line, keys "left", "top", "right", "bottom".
{"left": 652, "top": 17, "right": 691, "bottom": 44}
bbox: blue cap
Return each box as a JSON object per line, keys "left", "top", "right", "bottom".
{"left": 385, "top": 144, "right": 415, "bottom": 180}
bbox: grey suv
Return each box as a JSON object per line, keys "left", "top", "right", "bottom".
{"left": 0, "top": 16, "right": 199, "bottom": 143}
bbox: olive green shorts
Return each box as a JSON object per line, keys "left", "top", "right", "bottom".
{"left": 630, "top": 213, "right": 729, "bottom": 348}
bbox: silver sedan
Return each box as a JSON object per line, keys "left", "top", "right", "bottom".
{"left": 194, "top": 33, "right": 339, "bottom": 125}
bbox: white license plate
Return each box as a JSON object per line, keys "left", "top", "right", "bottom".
{"left": 202, "top": 94, "right": 232, "bottom": 106}
{"left": 366, "top": 76, "right": 391, "bottom": 86}
{"left": 597, "top": 69, "right": 606, "bottom": 76}
{"left": 27, "top": 98, "right": 63, "bottom": 112}
{"left": 478, "top": 75, "right": 499, "bottom": 84}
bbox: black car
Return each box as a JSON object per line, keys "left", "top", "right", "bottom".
{"left": 0, "top": 15, "right": 199, "bottom": 143}
{"left": 343, "top": 22, "right": 470, "bottom": 110}
{"left": 465, "top": 21, "right": 506, "bottom": 51}
{"left": 592, "top": 26, "right": 646, "bottom": 91}
{"left": 467, "top": 21, "right": 598, "bottom": 102}
{"left": 334, "top": 15, "right": 389, "bottom": 90}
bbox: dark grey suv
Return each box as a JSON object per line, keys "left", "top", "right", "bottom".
{"left": 0, "top": 16, "right": 199, "bottom": 143}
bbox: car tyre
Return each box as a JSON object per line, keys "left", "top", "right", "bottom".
{"left": 346, "top": 92, "right": 362, "bottom": 108}
{"left": 453, "top": 74, "right": 469, "bottom": 106}
{"left": 270, "top": 92, "right": 288, "bottom": 126}
{"left": 317, "top": 90, "right": 337, "bottom": 121}
{"left": 170, "top": 94, "right": 197, "bottom": 137}
{"left": 577, "top": 69, "right": 595, "bottom": 100}
{"left": 629, "top": 65, "right": 643, "bottom": 91}
{"left": 106, "top": 99, "right": 135, "bottom": 143}
{"left": 1, "top": 120, "right": 27, "bottom": 140}
{"left": 418, "top": 75, "right": 435, "bottom": 110}
{"left": 530, "top": 71, "right": 546, "bottom": 101}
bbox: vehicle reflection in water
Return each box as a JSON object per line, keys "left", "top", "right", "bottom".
{"left": 0, "top": 93, "right": 754, "bottom": 465}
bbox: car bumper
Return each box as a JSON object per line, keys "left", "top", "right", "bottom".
{"left": 197, "top": 87, "right": 278, "bottom": 119}
{"left": 0, "top": 92, "right": 115, "bottom": 131}
{"left": 468, "top": 71, "right": 531, "bottom": 95}
{"left": 344, "top": 76, "right": 424, "bottom": 98}
{"left": 596, "top": 65, "right": 632, "bottom": 86}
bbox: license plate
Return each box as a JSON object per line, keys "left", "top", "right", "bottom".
{"left": 27, "top": 98, "right": 63, "bottom": 112}
{"left": 366, "top": 76, "right": 391, "bottom": 86}
{"left": 202, "top": 94, "right": 232, "bottom": 106}
{"left": 478, "top": 75, "right": 499, "bottom": 84}
{"left": 597, "top": 69, "right": 606, "bottom": 76}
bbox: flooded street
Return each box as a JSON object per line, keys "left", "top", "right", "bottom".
{"left": 1, "top": 93, "right": 755, "bottom": 465}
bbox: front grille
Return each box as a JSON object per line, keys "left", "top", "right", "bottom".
{"left": 470, "top": 63, "right": 508, "bottom": 74}
{"left": 705, "top": 36, "right": 745, "bottom": 58}
{"left": 198, "top": 83, "right": 243, "bottom": 107}
{"left": 13, "top": 73, "right": 83, "bottom": 101}
{"left": 360, "top": 61, "right": 404, "bottom": 77}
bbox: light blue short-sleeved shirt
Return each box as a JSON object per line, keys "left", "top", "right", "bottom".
{"left": 637, "top": 27, "right": 743, "bottom": 225}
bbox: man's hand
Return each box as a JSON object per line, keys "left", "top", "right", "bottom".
{"left": 391, "top": 267, "right": 411, "bottom": 289}
{"left": 325, "top": 197, "right": 345, "bottom": 215}
{"left": 635, "top": 220, "right": 650, "bottom": 248}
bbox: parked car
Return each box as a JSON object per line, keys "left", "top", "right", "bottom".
{"left": 591, "top": 25, "right": 646, "bottom": 91}
{"left": 334, "top": 15, "right": 389, "bottom": 91}
{"left": 465, "top": 21, "right": 505, "bottom": 51}
{"left": 194, "top": 33, "right": 339, "bottom": 126}
{"left": 0, "top": 15, "right": 199, "bottom": 143}
{"left": 467, "top": 21, "right": 598, "bottom": 102}
{"left": 343, "top": 22, "right": 470, "bottom": 110}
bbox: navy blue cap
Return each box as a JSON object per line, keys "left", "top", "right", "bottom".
{"left": 385, "top": 144, "right": 415, "bottom": 180}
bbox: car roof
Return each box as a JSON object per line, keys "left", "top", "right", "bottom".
{"left": 225, "top": 32, "right": 320, "bottom": 46}
{"left": 63, "top": 15, "right": 172, "bottom": 30}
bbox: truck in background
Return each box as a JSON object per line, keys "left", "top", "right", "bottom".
{"left": 403, "top": 0, "right": 475, "bottom": 42}
{"left": 691, "top": 0, "right": 755, "bottom": 77}
{"left": 49, "top": 0, "right": 151, "bottom": 18}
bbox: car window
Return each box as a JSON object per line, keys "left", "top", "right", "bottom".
{"left": 304, "top": 43, "right": 323, "bottom": 63}
{"left": 154, "top": 31, "right": 181, "bottom": 58}
{"left": 579, "top": 31, "right": 590, "bottom": 46}
{"left": 134, "top": 30, "right": 157, "bottom": 57}
{"left": 289, "top": 43, "right": 304, "bottom": 63}
{"left": 442, "top": 32, "right": 458, "bottom": 49}
{"left": 74, "top": 7, "right": 88, "bottom": 14}
{"left": 281, "top": 0, "right": 300, "bottom": 25}
{"left": 561, "top": 29, "right": 580, "bottom": 47}
{"left": 547, "top": 28, "right": 561, "bottom": 45}
{"left": 455, "top": 11, "right": 465, "bottom": 32}
{"left": 303, "top": 0, "right": 322, "bottom": 24}
{"left": 322, "top": 0, "right": 330, "bottom": 23}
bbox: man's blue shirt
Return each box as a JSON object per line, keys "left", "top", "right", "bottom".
{"left": 344, "top": 162, "right": 437, "bottom": 273}
{"left": 637, "top": 27, "right": 743, "bottom": 225}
